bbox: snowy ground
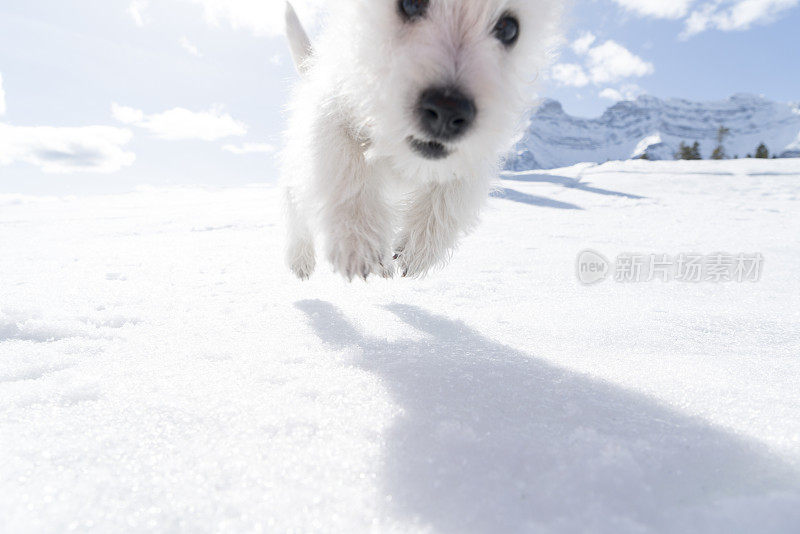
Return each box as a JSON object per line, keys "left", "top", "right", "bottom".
{"left": 1, "top": 159, "right": 799, "bottom": 533}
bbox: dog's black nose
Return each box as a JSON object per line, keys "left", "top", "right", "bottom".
{"left": 417, "top": 88, "right": 476, "bottom": 141}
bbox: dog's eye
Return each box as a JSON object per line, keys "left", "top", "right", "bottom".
{"left": 494, "top": 15, "right": 519, "bottom": 47}
{"left": 399, "top": 0, "right": 429, "bottom": 21}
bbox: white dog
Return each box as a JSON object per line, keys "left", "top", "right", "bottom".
{"left": 282, "top": 0, "right": 562, "bottom": 280}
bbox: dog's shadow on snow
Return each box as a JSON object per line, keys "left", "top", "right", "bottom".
{"left": 490, "top": 187, "right": 584, "bottom": 210}
{"left": 295, "top": 300, "right": 797, "bottom": 531}
{"left": 501, "top": 172, "right": 647, "bottom": 200}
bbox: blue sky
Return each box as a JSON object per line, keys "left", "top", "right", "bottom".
{"left": 1, "top": 0, "right": 798, "bottom": 193}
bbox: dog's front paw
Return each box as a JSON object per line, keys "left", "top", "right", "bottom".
{"left": 327, "top": 234, "right": 394, "bottom": 281}
{"left": 287, "top": 247, "right": 316, "bottom": 281}
{"left": 393, "top": 233, "right": 450, "bottom": 279}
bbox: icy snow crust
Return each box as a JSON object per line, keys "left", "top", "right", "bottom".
{"left": 507, "top": 94, "right": 800, "bottom": 170}
{"left": 1, "top": 159, "right": 800, "bottom": 533}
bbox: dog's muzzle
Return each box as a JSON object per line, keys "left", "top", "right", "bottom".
{"left": 407, "top": 137, "right": 450, "bottom": 160}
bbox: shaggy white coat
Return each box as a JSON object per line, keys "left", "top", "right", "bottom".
{"left": 282, "top": 0, "right": 563, "bottom": 280}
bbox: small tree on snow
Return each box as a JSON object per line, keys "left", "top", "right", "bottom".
{"left": 676, "top": 141, "right": 702, "bottom": 160}
{"left": 711, "top": 125, "right": 730, "bottom": 160}
{"left": 676, "top": 142, "right": 699, "bottom": 160}
{"left": 755, "top": 143, "right": 770, "bottom": 159}
{"left": 690, "top": 142, "right": 702, "bottom": 160}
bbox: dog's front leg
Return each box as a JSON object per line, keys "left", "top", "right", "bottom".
{"left": 395, "top": 177, "right": 489, "bottom": 278}
{"left": 312, "top": 117, "right": 394, "bottom": 281}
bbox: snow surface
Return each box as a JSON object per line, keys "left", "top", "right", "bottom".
{"left": 1, "top": 159, "right": 800, "bottom": 533}
{"left": 507, "top": 94, "right": 800, "bottom": 170}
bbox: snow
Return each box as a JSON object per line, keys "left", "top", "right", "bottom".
{"left": 2, "top": 159, "right": 800, "bottom": 533}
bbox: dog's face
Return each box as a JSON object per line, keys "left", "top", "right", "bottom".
{"left": 330, "top": 0, "right": 562, "bottom": 178}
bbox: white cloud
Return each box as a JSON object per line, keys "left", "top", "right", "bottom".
{"left": 612, "top": 0, "right": 695, "bottom": 19}
{"left": 112, "top": 104, "right": 247, "bottom": 141}
{"left": 571, "top": 32, "right": 597, "bottom": 55}
{"left": 184, "top": 0, "right": 326, "bottom": 36}
{"left": 683, "top": 4, "right": 720, "bottom": 35}
{"left": 599, "top": 84, "right": 644, "bottom": 102}
{"left": 608, "top": 0, "right": 797, "bottom": 37}
{"left": 586, "top": 41, "right": 655, "bottom": 85}
{"left": 0, "top": 73, "right": 6, "bottom": 116}
{"left": 683, "top": 0, "right": 799, "bottom": 36}
{"left": 550, "top": 64, "right": 590, "bottom": 87}
{"left": 111, "top": 103, "right": 144, "bottom": 124}
{"left": 128, "top": 0, "right": 149, "bottom": 27}
{"left": 553, "top": 39, "right": 654, "bottom": 88}
{"left": 223, "top": 142, "right": 276, "bottom": 155}
{"left": 599, "top": 88, "right": 625, "bottom": 102}
{"left": 180, "top": 37, "right": 202, "bottom": 57}
{"left": 0, "top": 78, "right": 132, "bottom": 174}
{"left": 0, "top": 123, "right": 135, "bottom": 173}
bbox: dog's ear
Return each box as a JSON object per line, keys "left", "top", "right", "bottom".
{"left": 285, "top": 2, "right": 312, "bottom": 76}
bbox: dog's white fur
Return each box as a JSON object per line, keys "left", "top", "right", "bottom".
{"left": 282, "top": 0, "right": 562, "bottom": 280}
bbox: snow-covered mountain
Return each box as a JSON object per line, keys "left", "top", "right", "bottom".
{"left": 506, "top": 94, "right": 800, "bottom": 170}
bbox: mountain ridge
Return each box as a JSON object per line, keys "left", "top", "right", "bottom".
{"left": 506, "top": 93, "right": 800, "bottom": 170}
